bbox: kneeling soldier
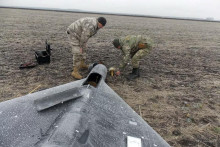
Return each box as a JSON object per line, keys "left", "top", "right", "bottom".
{"left": 112, "top": 35, "right": 153, "bottom": 80}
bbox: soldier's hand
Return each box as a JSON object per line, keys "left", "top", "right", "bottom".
{"left": 116, "top": 70, "right": 121, "bottom": 76}
{"left": 80, "top": 48, "right": 83, "bottom": 53}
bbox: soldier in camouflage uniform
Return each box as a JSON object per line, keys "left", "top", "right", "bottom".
{"left": 112, "top": 35, "right": 153, "bottom": 80}
{"left": 67, "top": 17, "right": 107, "bottom": 79}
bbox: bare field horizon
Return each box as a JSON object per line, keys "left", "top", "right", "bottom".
{"left": 0, "top": 8, "right": 220, "bottom": 147}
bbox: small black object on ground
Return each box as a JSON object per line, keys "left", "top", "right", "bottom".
{"left": 19, "top": 40, "right": 52, "bottom": 69}
{"left": 35, "top": 40, "right": 52, "bottom": 64}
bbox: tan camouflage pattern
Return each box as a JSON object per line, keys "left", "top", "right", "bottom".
{"left": 67, "top": 17, "right": 99, "bottom": 48}
{"left": 67, "top": 17, "right": 99, "bottom": 67}
{"left": 118, "top": 35, "right": 153, "bottom": 69}
{"left": 67, "top": 33, "right": 86, "bottom": 67}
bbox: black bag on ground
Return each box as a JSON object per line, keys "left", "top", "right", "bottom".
{"left": 35, "top": 41, "right": 52, "bottom": 64}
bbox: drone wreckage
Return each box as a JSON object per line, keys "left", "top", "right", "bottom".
{"left": 0, "top": 64, "right": 170, "bottom": 147}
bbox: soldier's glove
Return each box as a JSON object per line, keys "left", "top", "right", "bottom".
{"left": 138, "top": 43, "right": 147, "bottom": 49}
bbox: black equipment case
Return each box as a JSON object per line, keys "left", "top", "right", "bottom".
{"left": 35, "top": 41, "right": 52, "bottom": 64}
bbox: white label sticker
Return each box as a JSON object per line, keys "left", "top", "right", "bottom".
{"left": 127, "top": 136, "right": 142, "bottom": 147}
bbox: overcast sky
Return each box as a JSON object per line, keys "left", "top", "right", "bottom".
{"left": 1, "top": 0, "right": 220, "bottom": 20}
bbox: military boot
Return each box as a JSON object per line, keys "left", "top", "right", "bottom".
{"left": 80, "top": 60, "right": 88, "bottom": 70}
{"left": 128, "top": 68, "right": 135, "bottom": 75}
{"left": 126, "top": 68, "right": 140, "bottom": 80}
{"left": 71, "top": 66, "right": 83, "bottom": 79}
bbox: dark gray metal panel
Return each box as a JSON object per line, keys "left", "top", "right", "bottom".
{"left": 34, "top": 87, "right": 83, "bottom": 111}
{"left": 0, "top": 98, "right": 68, "bottom": 147}
{"left": 0, "top": 80, "right": 84, "bottom": 147}
{"left": 88, "top": 64, "right": 107, "bottom": 81}
{"left": 0, "top": 64, "right": 170, "bottom": 147}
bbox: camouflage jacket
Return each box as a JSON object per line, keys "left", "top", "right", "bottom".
{"left": 119, "top": 35, "right": 153, "bottom": 69}
{"left": 67, "top": 17, "right": 99, "bottom": 48}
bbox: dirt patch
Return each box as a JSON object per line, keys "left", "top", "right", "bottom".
{"left": 0, "top": 8, "right": 220, "bottom": 147}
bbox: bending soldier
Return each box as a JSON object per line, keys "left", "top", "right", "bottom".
{"left": 67, "top": 17, "right": 107, "bottom": 79}
{"left": 112, "top": 35, "right": 153, "bottom": 80}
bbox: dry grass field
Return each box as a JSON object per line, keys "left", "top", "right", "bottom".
{"left": 0, "top": 8, "right": 220, "bottom": 146}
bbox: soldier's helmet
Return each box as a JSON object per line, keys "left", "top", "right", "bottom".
{"left": 97, "top": 17, "right": 107, "bottom": 26}
{"left": 112, "top": 38, "right": 120, "bottom": 48}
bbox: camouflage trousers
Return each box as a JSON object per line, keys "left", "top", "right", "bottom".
{"left": 67, "top": 31, "right": 86, "bottom": 67}
{"left": 130, "top": 47, "right": 152, "bottom": 68}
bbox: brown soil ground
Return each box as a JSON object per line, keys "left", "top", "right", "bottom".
{"left": 0, "top": 8, "right": 220, "bottom": 147}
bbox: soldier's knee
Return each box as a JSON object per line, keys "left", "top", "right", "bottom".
{"left": 132, "top": 62, "right": 140, "bottom": 68}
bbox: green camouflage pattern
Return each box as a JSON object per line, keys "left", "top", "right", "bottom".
{"left": 118, "top": 35, "right": 153, "bottom": 69}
